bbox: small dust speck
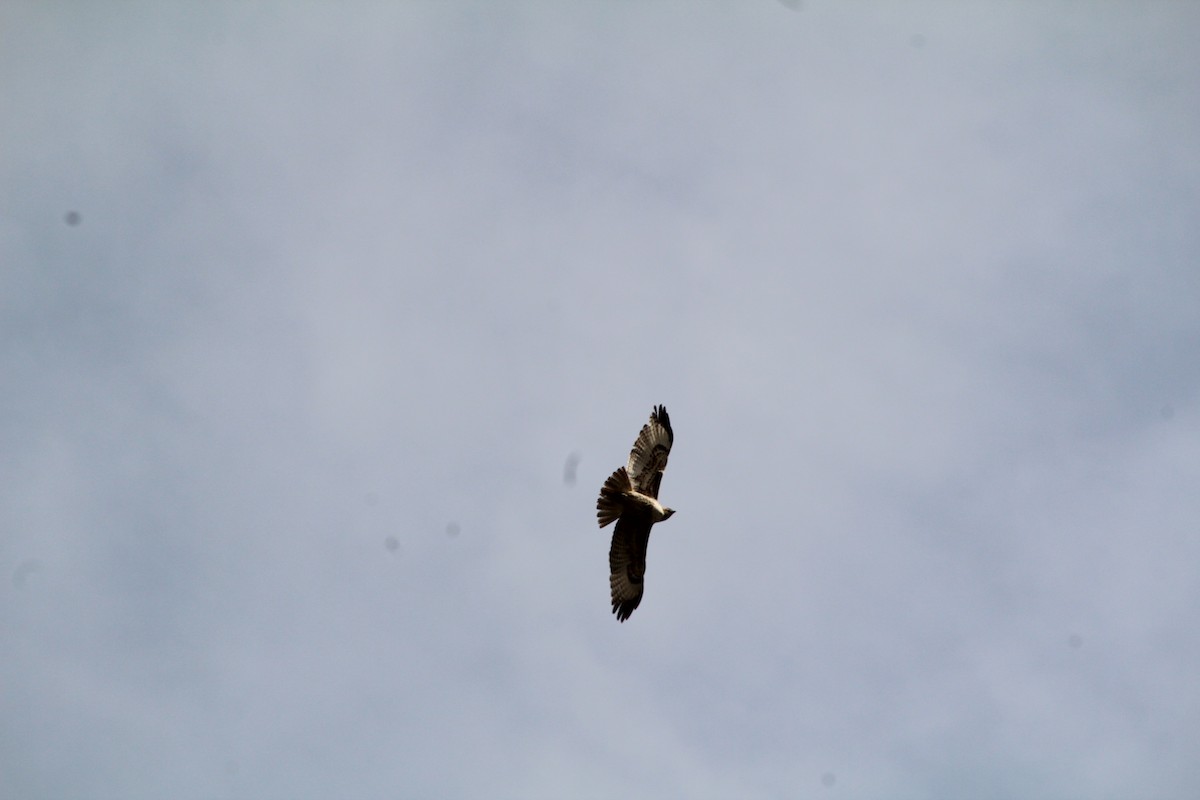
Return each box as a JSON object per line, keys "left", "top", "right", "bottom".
{"left": 821, "top": 772, "right": 836, "bottom": 788}
{"left": 64, "top": 211, "right": 81, "bottom": 226}
{"left": 445, "top": 522, "right": 461, "bottom": 538}
{"left": 384, "top": 536, "right": 399, "bottom": 553}
{"left": 563, "top": 452, "right": 581, "bottom": 486}
{"left": 1068, "top": 634, "right": 1083, "bottom": 649}
{"left": 12, "top": 559, "right": 44, "bottom": 589}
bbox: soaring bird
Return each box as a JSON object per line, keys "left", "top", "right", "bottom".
{"left": 596, "top": 405, "right": 676, "bottom": 622}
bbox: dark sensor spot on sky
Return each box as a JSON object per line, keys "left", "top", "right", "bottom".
{"left": 563, "top": 452, "right": 581, "bottom": 486}
{"left": 384, "top": 536, "right": 399, "bottom": 553}
{"left": 445, "top": 522, "right": 460, "bottom": 538}
{"left": 821, "top": 772, "right": 836, "bottom": 788}
{"left": 1068, "top": 634, "right": 1083, "bottom": 649}
{"left": 12, "top": 559, "right": 43, "bottom": 589}
{"left": 64, "top": 211, "right": 81, "bottom": 226}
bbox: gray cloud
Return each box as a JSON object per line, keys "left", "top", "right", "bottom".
{"left": 3, "top": 2, "right": 1198, "bottom": 798}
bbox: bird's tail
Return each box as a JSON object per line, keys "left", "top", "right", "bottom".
{"left": 596, "top": 467, "right": 632, "bottom": 528}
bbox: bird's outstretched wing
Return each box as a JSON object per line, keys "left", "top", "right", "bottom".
{"left": 626, "top": 404, "right": 673, "bottom": 499}
{"left": 609, "top": 510, "right": 652, "bottom": 622}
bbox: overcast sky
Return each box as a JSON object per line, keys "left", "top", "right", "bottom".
{"left": 3, "top": 2, "right": 1199, "bottom": 798}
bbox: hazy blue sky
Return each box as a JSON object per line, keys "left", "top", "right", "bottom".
{"left": 3, "top": 3, "right": 1199, "bottom": 798}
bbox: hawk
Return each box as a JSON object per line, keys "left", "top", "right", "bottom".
{"left": 596, "top": 405, "right": 676, "bottom": 622}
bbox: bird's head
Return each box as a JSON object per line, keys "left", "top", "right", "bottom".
{"left": 661, "top": 507, "right": 676, "bottom": 521}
